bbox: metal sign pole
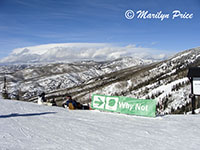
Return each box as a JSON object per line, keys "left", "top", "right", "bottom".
{"left": 190, "top": 77, "right": 195, "bottom": 114}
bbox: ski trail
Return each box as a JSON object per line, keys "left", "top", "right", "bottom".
{"left": 1, "top": 99, "right": 200, "bottom": 150}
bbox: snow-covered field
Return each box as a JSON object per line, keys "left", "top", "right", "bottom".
{"left": 0, "top": 99, "right": 200, "bottom": 150}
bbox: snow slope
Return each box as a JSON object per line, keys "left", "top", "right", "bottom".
{"left": 1, "top": 99, "right": 200, "bottom": 150}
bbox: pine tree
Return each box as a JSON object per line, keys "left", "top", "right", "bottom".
{"left": 2, "top": 76, "right": 9, "bottom": 99}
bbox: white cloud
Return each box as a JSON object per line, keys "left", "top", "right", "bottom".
{"left": 0, "top": 43, "right": 170, "bottom": 64}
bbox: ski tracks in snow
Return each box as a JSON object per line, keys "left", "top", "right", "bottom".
{"left": 1, "top": 99, "right": 200, "bottom": 150}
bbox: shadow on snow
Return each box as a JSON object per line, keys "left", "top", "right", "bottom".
{"left": 0, "top": 112, "right": 57, "bottom": 118}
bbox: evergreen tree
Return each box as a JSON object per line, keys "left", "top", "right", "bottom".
{"left": 2, "top": 76, "right": 9, "bottom": 99}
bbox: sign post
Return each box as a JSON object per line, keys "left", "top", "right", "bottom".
{"left": 187, "top": 67, "right": 200, "bottom": 114}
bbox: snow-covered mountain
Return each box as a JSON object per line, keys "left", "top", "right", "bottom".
{"left": 0, "top": 43, "right": 167, "bottom": 64}
{"left": 0, "top": 56, "right": 152, "bottom": 101}
{"left": 25, "top": 46, "right": 200, "bottom": 115}
{"left": 1, "top": 99, "right": 200, "bottom": 150}
{"left": 1, "top": 46, "right": 200, "bottom": 115}
{"left": 88, "top": 47, "right": 200, "bottom": 114}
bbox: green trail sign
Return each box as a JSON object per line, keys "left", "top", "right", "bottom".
{"left": 91, "top": 94, "right": 156, "bottom": 117}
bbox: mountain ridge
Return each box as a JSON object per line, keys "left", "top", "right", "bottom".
{"left": 1, "top": 47, "right": 200, "bottom": 114}
{"left": 0, "top": 43, "right": 168, "bottom": 64}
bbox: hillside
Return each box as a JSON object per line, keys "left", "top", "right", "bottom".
{"left": 1, "top": 47, "right": 200, "bottom": 115}
{"left": 30, "top": 47, "right": 200, "bottom": 114}
{"left": 1, "top": 99, "right": 200, "bottom": 150}
{"left": 0, "top": 57, "right": 152, "bottom": 100}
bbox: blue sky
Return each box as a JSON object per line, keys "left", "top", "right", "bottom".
{"left": 0, "top": 0, "right": 200, "bottom": 59}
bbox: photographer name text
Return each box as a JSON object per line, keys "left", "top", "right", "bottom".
{"left": 125, "top": 10, "right": 193, "bottom": 21}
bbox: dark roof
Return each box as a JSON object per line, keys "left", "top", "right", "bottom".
{"left": 187, "top": 67, "right": 200, "bottom": 77}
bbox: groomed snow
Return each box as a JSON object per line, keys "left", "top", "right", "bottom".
{"left": 0, "top": 99, "right": 200, "bottom": 150}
